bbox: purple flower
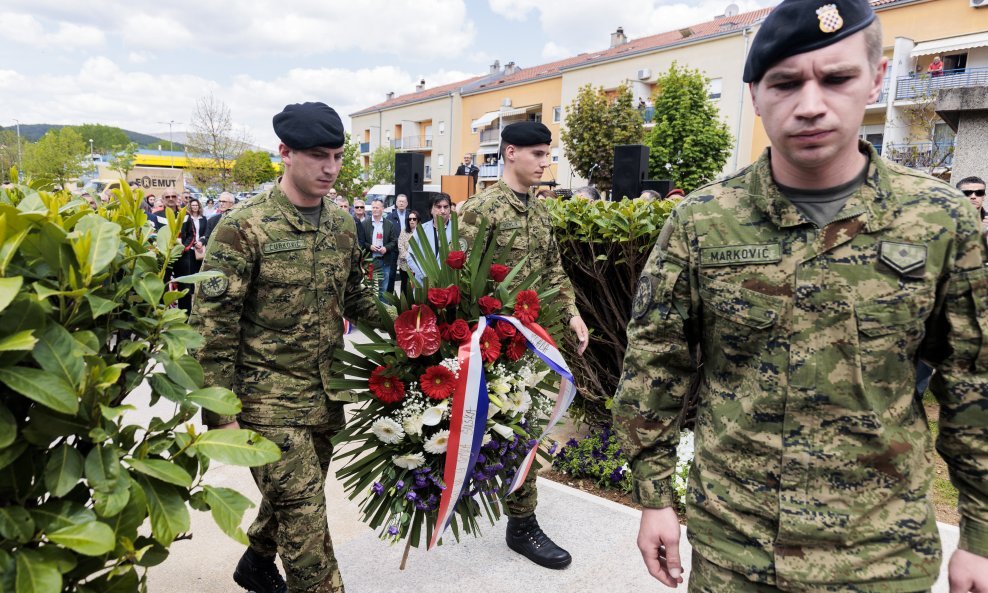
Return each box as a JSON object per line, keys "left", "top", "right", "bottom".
{"left": 371, "top": 482, "right": 384, "bottom": 495}
{"left": 414, "top": 477, "right": 428, "bottom": 488}
{"left": 476, "top": 454, "right": 486, "bottom": 463}
{"left": 406, "top": 491, "right": 418, "bottom": 501}
{"left": 388, "top": 525, "right": 399, "bottom": 536}
{"left": 566, "top": 438, "right": 579, "bottom": 448}
{"left": 548, "top": 442, "right": 558, "bottom": 455}
{"left": 610, "top": 466, "right": 625, "bottom": 483}
{"left": 396, "top": 480, "right": 405, "bottom": 490}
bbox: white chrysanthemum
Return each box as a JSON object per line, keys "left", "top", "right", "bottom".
{"left": 423, "top": 430, "right": 450, "bottom": 455}
{"left": 371, "top": 417, "right": 405, "bottom": 444}
{"left": 393, "top": 452, "right": 425, "bottom": 469}
{"left": 422, "top": 401, "right": 448, "bottom": 426}
{"left": 402, "top": 413, "right": 425, "bottom": 437}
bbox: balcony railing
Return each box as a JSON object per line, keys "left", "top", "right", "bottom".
{"left": 359, "top": 142, "right": 370, "bottom": 153}
{"left": 885, "top": 140, "right": 955, "bottom": 170}
{"left": 479, "top": 127, "right": 500, "bottom": 144}
{"left": 895, "top": 67, "right": 988, "bottom": 101}
{"left": 390, "top": 135, "right": 433, "bottom": 150}
{"left": 479, "top": 163, "right": 503, "bottom": 178}
{"left": 872, "top": 77, "right": 890, "bottom": 105}
{"left": 425, "top": 165, "right": 431, "bottom": 180}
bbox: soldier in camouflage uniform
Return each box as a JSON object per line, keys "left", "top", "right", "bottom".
{"left": 459, "top": 121, "right": 589, "bottom": 570}
{"left": 613, "top": 1, "right": 988, "bottom": 592}
{"left": 190, "top": 102, "right": 383, "bottom": 593}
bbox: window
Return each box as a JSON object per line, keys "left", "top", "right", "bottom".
{"left": 439, "top": 121, "right": 445, "bottom": 135}
{"left": 707, "top": 78, "right": 723, "bottom": 100}
{"left": 552, "top": 107, "right": 562, "bottom": 123}
{"left": 438, "top": 154, "right": 445, "bottom": 168}
{"left": 551, "top": 147, "right": 559, "bottom": 163}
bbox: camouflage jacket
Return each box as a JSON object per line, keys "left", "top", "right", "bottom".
{"left": 189, "top": 184, "right": 381, "bottom": 427}
{"left": 459, "top": 180, "right": 578, "bottom": 319}
{"left": 614, "top": 143, "right": 988, "bottom": 591}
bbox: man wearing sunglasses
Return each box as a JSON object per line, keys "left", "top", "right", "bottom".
{"left": 957, "top": 176, "right": 987, "bottom": 220}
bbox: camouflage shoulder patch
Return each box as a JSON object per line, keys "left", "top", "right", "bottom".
{"left": 632, "top": 275, "right": 655, "bottom": 320}
{"left": 458, "top": 238, "right": 468, "bottom": 251}
{"left": 880, "top": 241, "right": 926, "bottom": 275}
{"left": 200, "top": 274, "right": 230, "bottom": 299}
{"left": 461, "top": 211, "right": 478, "bottom": 225}
{"left": 212, "top": 225, "right": 239, "bottom": 246}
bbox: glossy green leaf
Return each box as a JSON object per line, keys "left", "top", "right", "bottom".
{"left": 14, "top": 549, "right": 61, "bottom": 593}
{"left": 136, "top": 477, "right": 189, "bottom": 546}
{"left": 32, "top": 547, "right": 76, "bottom": 575}
{"left": 44, "top": 444, "right": 84, "bottom": 498}
{"left": 73, "top": 216, "right": 121, "bottom": 277}
{"left": 93, "top": 471, "right": 131, "bottom": 519}
{"left": 48, "top": 520, "right": 116, "bottom": 556}
{"left": 203, "top": 485, "right": 253, "bottom": 545}
{"left": 33, "top": 324, "right": 84, "bottom": 388}
{"left": 0, "top": 331, "right": 36, "bottom": 352}
{"left": 161, "top": 354, "right": 203, "bottom": 391}
{"left": 192, "top": 429, "right": 281, "bottom": 467}
{"left": 84, "top": 444, "right": 120, "bottom": 492}
{"left": 187, "top": 387, "right": 241, "bottom": 416}
{"left": 133, "top": 274, "right": 164, "bottom": 306}
{"left": 0, "top": 506, "right": 34, "bottom": 543}
{"left": 0, "top": 402, "right": 15, "bottom": 448}
{"left": 84, "top": 294, "right": 117, "bottom": 318}
{"left": 0, "top": 276, "right": 22, "bottom": 315}
{"left": 127, "top": 458, "right": 193, "bottom": 488}
{"left": 0, "top": 367, "right": 78, "bottom": 415}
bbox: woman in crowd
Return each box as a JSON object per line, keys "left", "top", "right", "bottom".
{"left": 396, "top": 211, "right": 419, "bottom": 293}
{"left": 176, "top": 198, "right": 209, "bottom": 311}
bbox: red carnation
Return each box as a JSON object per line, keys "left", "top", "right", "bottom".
{"left": 513, "top": 290, "right": 540, "bottom": 324}
{"left": 445, "top": 285, "right": 462, "bottom": 307}
{"left": 420, "top": 365, "right": 457, "bottom": 400}
{"left": 394, "top": 305, "right": 441, "bottom": 358}
{"left": 495, "top": 320, "right": 517, "bottom": 340}
{"left": 505, "top": 333, "right": 527, "bottom": 362}
{"left": 446, "top": 251, "right": 466, "bottom": 269}
{"left": 478, "top": 296, "right": 502, "bottom": 315}
{"left": 447, "top": 319, "right": 471, "bottom": 344}
{"left": 479, "top": 326, "right": 501, "bottom": 364}
{"left": 489, "top": 264, "right": 510, "bottom": 283}
{"left": 428, "top": 287, "right": 451, "bottom": 308}
{"left": 368, "top": 366, "right": 405, "bottom": 404}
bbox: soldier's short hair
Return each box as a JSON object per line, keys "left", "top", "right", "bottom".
{"left": 863, "top": 20, "right": 883, "bottom": 71}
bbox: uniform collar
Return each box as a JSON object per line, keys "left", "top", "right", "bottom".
{"left": 269, "top": 182, "right": 335, "bottom": 233}
{"left": 747, "top": 141, "right": 897, "bottom": 233}
{"left": 496, "top": 179, "right": 533, "bottom": 213}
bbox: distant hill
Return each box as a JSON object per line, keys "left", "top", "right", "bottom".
{"left": 0, "top": 124, "right": 185, "bottom": 150}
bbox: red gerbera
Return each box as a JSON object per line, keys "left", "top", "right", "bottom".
{"left": 479, "top": 326, "right": 501, "bottom": 364}
{"left": 478, "top": 296, "right": 502, "bottom": 315}
{"left": 394, "top": 304, "right": 441, "bottom": 358}
{"left": 513, "top": 290, "right": 540, "bottom": 324}
{"left": 368, "top": 366, "right": 405, "bottom": 404}
{"left": 489, "top": 264, "right": 510, "bottom": 283}
{"left": 446, "top": 251, "right": 466, "bottom": 269}
{"left": 495, "top": 320, "right": 517, "bottom": 340}
{"left": 420, "top": 365, "right": 457, "bottom": 400}
{"left": 505, "top": 333, "right": 527, "bottom": 362}
{"left": 445, "top": 285, "right": 462, "bottom": 307}
{"left": 428, "top": 288, "right": 451, "bottom": 309}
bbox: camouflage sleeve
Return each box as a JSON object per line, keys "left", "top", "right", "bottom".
{"left": 342, "top": 233, "right": 384, "bottom": 328}
{"left": 929, "top": 206, "right": 988, "bottom": 557}
{"left": 612, "top": 208, "right": 697, "bottom": 508}
{"left": 457, "top": 202, "right": 482, "bottom": 256}
{"left": 188, "top": 219, "right": 255, "bottom": 427}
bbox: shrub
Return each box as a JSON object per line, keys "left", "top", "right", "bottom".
{"left": 547, "top": 197, "right": 677, "bottom": 422}
{"left": 550, "top": 426, "right": 633, "bottom": 494}
{"left": 0, "top": 179, "right": 279, "bottom": 592}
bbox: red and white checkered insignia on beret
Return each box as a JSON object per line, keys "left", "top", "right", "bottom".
{"left": 816, "top": 3, "right": 844, "bottom": 34}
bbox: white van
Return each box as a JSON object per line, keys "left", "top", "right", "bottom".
{"left": 364, "top": 183, "right": 440, "bottom": 210}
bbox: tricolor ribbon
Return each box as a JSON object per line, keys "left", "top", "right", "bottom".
{"left": 427, "top": 315, "right": 576, "bottom": 550}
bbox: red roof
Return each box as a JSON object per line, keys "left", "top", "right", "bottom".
{"left": 351, "top": 75, "right": 487, "bottom": 117}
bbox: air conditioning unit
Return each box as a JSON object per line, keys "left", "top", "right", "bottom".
{"left": 637, "top": 68, "right": 652, "bottom": 80}
{"left": 501, "top": 98, "right": 512, "bottom": 107}
{"left": 973, "top": 0, "right": 987, "bottom": 8}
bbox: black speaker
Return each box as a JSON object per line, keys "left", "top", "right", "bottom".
{"left": 641, "top": 179, "right": 673, "bottom": 198}
{"left": 395, "top": 152, "right": 425, "bottom": 200}
{"left": 612, "top": 144, "right": 650, "bottom": 201}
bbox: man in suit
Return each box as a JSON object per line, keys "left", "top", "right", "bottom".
{"left": 360, "top": 197, "right": 397, "bottom": 299}
{"left": 455, "top": 154, "right": 479, "bottom": 183}
{"left": 407, "top": 193, "right": 454, "bottom": 283}
{"left": 206, "top": 192, "right": 236, "bottom": 240}
{"left": 384, "top": 194, "right": 410, "bottom": 292}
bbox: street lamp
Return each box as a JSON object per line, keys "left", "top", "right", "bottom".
{"left": 89, "top": 138, "right": 96, "bottom": 176}
{"left": 157, "top": 120, "right": 176, "bottom": 168}
{"left": 12, "top": 118, "right": 22, "bottom": 174}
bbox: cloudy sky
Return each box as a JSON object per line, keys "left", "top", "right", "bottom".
{"left": 1, "top": 0, "right": 777, "bottom": 150}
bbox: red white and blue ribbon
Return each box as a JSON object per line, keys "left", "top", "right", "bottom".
{"left": 428, "top": 314, "right": 576, "bottom": 549}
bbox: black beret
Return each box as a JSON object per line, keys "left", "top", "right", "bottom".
{"left": 272, "top": 102, "right": 345, "bottom": 149}
{"left": 501, "top": 121, "right": 552, "bottom": 147}
{"left": 743, "top": 0, "right": 876, "bottom": 83}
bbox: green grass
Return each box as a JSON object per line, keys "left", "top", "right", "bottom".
{"left": 927, "top": 418, "right": 960, "bottom": 511}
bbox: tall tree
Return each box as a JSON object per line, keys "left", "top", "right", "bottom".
{"left": 0, "top": 129, "right": 21, "bottom": 183}
{"left": 108, "top": 142, "right": 139, "bottom": 179}
{"left": 22, "top": 127, "right": 88, "bottom": 188}
{"left": 334, "top": 134, "right": 369, "bottom": 200}
{"left": 72, "top": 123, "right": 129, "bottom": 153}
{"left": 646, "top": 62, "right": 733, "bottom": 194}
{"left": 367, "top": 145, "right": 396, "bottom": 185}
{"left": 185, "top": 94, "right": 250, "bottom": 191}
{"left": 561, "top": 84, "right": 643, "bottom": 194}
{"left": 232, "top": 150, "right": 278, "bottom": 189}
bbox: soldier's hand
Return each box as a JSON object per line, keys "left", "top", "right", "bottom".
{"left": 212, "top": 421, "right": 240, "bottom": 430}
{"left": 948, "top": 548, "right": 988, "bottom": 592}
{"left": 638, "top": 506, "right": 683, "bottom": 587}
{"left": 569, "top": 315, "right": 589, "bottom": 355}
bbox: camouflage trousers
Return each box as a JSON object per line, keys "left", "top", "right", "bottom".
{"left": 688, "top": 552, "right": 931, "bottom": 593}
{"left": 504, "top": 462, "right": 538, "bottom": 517}
{"left": 242, "top": 406, "right": 345, "bottom": 593}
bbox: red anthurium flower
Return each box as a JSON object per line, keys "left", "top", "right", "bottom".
{"left": 513, "top": 290, "right": 540, "bottom": 324}
{"left": 394, "top": 305, "right": 441, "bottom": 358}
{"left": 420, "top": 365, "right": 457, "bottom": 400}
{"left": 445, "top": 285, "right": 462, "bottom": 307}
{"left": 478, "top": 296, "right": 502, "bottom": 315}
{"left": 428, "top": 288, "right": 451, "bottom": 309}
{"left": 495, "top": 320, "right": 517, "bottom": 340}
{"left": 479, "top": 326, "right": 501, "bottom": 363}
{"left": 369, "top": 366, "right": 405, "bottom": 404}
{"left": 447, "top": 319, "right": 471, "bottom": 344}
{"left": 505, "top": 333, "right": 527, "bottom": 362}
{"left": 489, "top": 264, "right": 510, "bottom": 283}
{"left": 446, "top": 251, "right": 466, "bottom": 269}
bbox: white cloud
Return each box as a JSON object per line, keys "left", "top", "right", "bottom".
{"left": 488, "top": 0, "right": 540, "bottom": 21}
{"left": 0, "top": 12, "right": 104, "bottom": 48}
{"left": 127, "top": 51, "right": 151, "bottom": 64}
{"left": 541, "top": 41, "right": 572, "bottom": 61}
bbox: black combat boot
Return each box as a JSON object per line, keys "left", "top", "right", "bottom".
{"left": 505, "top": 514, "right": 572, "bottom": 569}
{"left": 233, "top": 548, "right": 288, "bottom": 593}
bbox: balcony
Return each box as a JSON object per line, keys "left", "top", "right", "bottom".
{"left": 391, "top": 135, "right": 433, "bottom": 151}
{"left": 894, "top": 67, "right": 988, "bottom": 101}
{"left": 479, "top": 127, "right": 500, "bottom": 144}
{"left": 885, "top": 140, "right": 954, "bottom": 170}
{"left": 359, "top": 142, "right": 370, "bottom": 153}
{"left": 871, "top": 77, "right": 890, "bottom": 106}
{"left": 479, "top": 163, "right": 503, "bottom": 178}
